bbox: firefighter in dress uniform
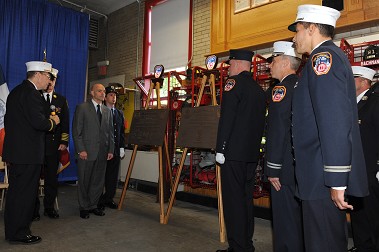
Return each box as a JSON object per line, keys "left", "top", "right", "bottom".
{"left": 288, "top": 5, "right": 369, "bottom": 252}
{"left": 215, "top": 49, "right": 266, "bottom": 252}
{"left": 265, "top": 41, "right": 304, "bottom": 252}
{"left": 349, "top": 66, "right": 379, "bottom": 252}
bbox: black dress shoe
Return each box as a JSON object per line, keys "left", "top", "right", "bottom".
{"left": 32, "top": 214, "right": 40, "bottom": 222}
{"left": 348, "top": 247, "right": 358, "bottom": 252}
{"left": 89, "top": 208, "right": 105, "bottom": 216}
{"left": 9, "top": 235, "right": 42, "bottom": 245}
{"left": 105, "top": 201, "right": 118, "bottom": 209}
{"left": 97, "top": 203, "right": 105, "bottom": 211}
{"left": 216, "top": 248, "right": 233, "bottom": 252}
{"left": 80, "top": 210, "right": 90, "bottom": 219}
{"left": 44, "top": 208, "right": 59, "bottom": 219}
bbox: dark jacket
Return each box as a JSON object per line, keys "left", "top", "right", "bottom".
{"left": 3, "top": 80, "right": 56, "bottom": 164}
{"left": 357, "top": 85, "right": 379, "bottom": 186}
{"left": 44, "top": 92, "right": 69, "bottom": 156}
{"left": 292, "top": 40, "right": 368, "bottom": 200}
{"left": 111, "top": 107, "right": 125, "bottom": 157}
{"left": 216, "top": 71, "right": 266, "bottom": 162}
{"left": 265, "top": 74, "right": 297, "bottom": 185}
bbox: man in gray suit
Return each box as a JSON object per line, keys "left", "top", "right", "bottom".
{"left": 72, "top": 83, "right": 114, "bottom": 219}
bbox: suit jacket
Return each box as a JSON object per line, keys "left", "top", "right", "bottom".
{"left": 110, "top": 107, "right": 125, "bottom": 157}
{"left": 44, "top": 92, "right": 69, "bottom": 156}
{"left": 72, "top": 100, "right": 114, "bottom": 161}
{"left": 265, "top": 74, "right": 297, "bottom": 185}
{"left": 3, "top": 80, "right": 57, "bottom": 164}
{"left": 216, "top": 71, "right": 266, "bottom": 162}
{"left": 292, "top": 40, "right": 368, "bottom": 200}
{"left": 357, "top": 86, "right": 379, "bottom": 186}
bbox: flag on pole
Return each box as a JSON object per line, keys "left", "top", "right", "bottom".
{"left": 0, "top": 65, "right": 9, "bottom": 156}
{"left": 57, "top": 148, "right": 70, "bottom": 174}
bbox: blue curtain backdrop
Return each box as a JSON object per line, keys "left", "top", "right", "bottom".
{"left": 0, "top": 0, "right": 89, "bottom": 181}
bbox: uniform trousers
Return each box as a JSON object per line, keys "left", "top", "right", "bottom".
{"left": 43, "top": 153, "right": 60, "bottom": 209}
{"left": 350, "top": 182, "right": 379, "bottom": 252}
{"left": 302, "top": 198, "right": 347, "bottom": 252}
{"left": 4, "top": 164, "right": 40, "bottom": 240}
{"left": 77, "top": 157, "right": 107, "bottom": 210}
{"left": 100, "top": 156, "right": 120, "bottom": 204}
{"left": 270, "top": 184, "right": 304, "bottom": 252}
{"left": 221, "top": 160, "right": 255, "bottom": 252}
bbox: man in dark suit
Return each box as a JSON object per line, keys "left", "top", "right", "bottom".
{"left": 349, "top": 66, "right": 379, "bottom": 252}
{"left": 98, "top": 86, "right": 125, "bottom": 209}
{"left": 265, "top": 41, "right": 304, "bottom": 252}
{"left": 33, "top": 67, "right": 69, "bottom": 220}
{"left": 288, "top": 5, "right": 369, "bottom": 252}
{"left": 215, "top": 49, "right": 266, "bottom": 252}
{"left": 3, "top": 61, "right": 60, "bottom": 244}
{"left": 72, "top": 83, "right": 114, "bottom": 219}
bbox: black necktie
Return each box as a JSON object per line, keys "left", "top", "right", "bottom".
{"left": 46, "top": 93, "right": 50, "bottom": 105}
{"left": 97, "top": 104, "right": 102, "bottom": 124}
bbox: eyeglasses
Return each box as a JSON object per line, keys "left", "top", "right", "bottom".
{"left": 40, "top": 72, "right": 52, "bottom": 80}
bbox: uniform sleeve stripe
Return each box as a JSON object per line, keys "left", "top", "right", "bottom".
{"left": 61, "top": 133, "right": 69, "bottom": 141}
{"left": 324, "top": 165, "right": 351, "bottom": 172}
{"left": 267, "top": 161, "right": 282, "bottom": 169}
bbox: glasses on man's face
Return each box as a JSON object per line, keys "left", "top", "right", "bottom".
{"left": 40, "top": 72, "right": 52, "bottom": 80}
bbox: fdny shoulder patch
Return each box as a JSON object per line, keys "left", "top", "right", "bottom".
{"left": 272, "top": 86, "right": 286, "bottom": 102}
{"left": 312, "top": 52, "right": 332, "bottom": 75}
{"left": 224, "top": 79, "right": 236, "bottom": 92}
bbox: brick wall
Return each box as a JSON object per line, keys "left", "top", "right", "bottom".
{"left": 192, "top": 0, "right": 211, "bottom": 68}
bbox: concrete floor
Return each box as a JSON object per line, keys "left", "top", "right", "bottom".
{"left": 0, "top": 183, "right": 274, "bottom": 252}
{"left": 0, "top": 183, "right": 354, "bottom": 251}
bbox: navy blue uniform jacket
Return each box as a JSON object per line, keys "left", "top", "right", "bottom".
{"left": 3, "top": 80, "right": 56, "bottom": 164}
{"left": 216, "top": 71, "right": 266, "bottom": 162}
{"left": 292, "top": 40, "right": 369, "bottom": 200}
{"left": 357, "top": 86, "right": 379, "bottom": 186}
{"left": 265, "top": 74, "right": 297, "bottom": 185}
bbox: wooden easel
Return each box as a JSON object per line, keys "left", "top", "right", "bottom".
{"left": 163, "top": 72, "right": 226, "bottom": 243}
{"left": 117, "top": 80, "right": 170, "bottom": 224}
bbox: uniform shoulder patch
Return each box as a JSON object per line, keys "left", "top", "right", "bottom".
{"left": 224, "top": 79, "right": 236, "bottom": 92}
{"left": 312, "top": 52, "right": 332, "bottom": 75}
{"left": 272, "top": 86, "right": 286, "bottom": 102}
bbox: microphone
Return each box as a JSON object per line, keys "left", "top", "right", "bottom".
{"left": 50, "top": 105, "right": 56, "bottom": 115}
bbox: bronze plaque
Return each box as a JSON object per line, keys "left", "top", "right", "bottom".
{"left": 127, "top": 109, "right": 169, "bottom": 146}
{"left": 176, "top": 106, "right": 220, "bottom": 149}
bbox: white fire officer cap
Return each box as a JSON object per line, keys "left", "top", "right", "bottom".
{"left": 25, "top": 61, "right": 52, "bottom": 73}
{"left": 51, "top": 68, "right": 59, "bottom": 78}
{"left": 272, "top": 41, "right": 301, "bottom": 59}
{"left": 352, "top": 66, "right": 376, "bottom": 81}
{"left": 288, "top": 4, "right": 341, "bottom": 32}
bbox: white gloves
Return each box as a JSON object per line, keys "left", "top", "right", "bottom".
{"left": 216, "top": 153, "right": 225, "bottom": 164}
{"left": 376, "top": 171, "right": 379, "bottom": 183}
{"left": 120, "top": 148, "right": 125, "bottom": 159}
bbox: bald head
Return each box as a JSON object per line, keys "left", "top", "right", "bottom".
{"left": 91, "top": 83, "right": 106, "bottom": 104}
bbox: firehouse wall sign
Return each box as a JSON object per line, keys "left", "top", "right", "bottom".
{"left": 176, "top": 106, "right": 221, "bottom": 149}
{"left": 127, "top": 109, "right": 169, "bottom": 146}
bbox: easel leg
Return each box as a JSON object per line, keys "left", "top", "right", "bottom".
{"left": 158, "top": 146, "right": 165, "bottom": 224}
{"left": 196, "top": 75, "right": 207, "bottom": 107}
{"left": 164, "top": 148, "right": 188, "bottom": 224}
{"left": 216, "top": 164, "right": 226, "bottom": 243}
{"left": 118, "top": 145, "right": 138, "bottom": 210}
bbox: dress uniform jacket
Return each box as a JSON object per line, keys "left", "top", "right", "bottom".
{"left": 44, "top": 92, "right": 69, "bottom": 155}
{"left": 216, "top": 71, "right": 266, "bottom": 162}
{"left": 3, "top": 80, "right": 57, "bottom": 164}
{"left": 357, "top": 86, "right": 379, "bottom": 186}
{"left": 292, "top": 40, "right": 369, "bottom": 200}
{"left": 111, "top": 107, "right": 125, "bottom": 156}
{"left": 265, "top": 74, "right": 297, "bottom": 185}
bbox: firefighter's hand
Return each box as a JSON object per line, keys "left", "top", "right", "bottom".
{"left": 216, "top": 153, "right": 225, "bottom": 164}
{"left": 268, "top": 177, "right": 281, "bottom": 191}
{"left": 50, "top": 115, "right": 60, "bottom": 125}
